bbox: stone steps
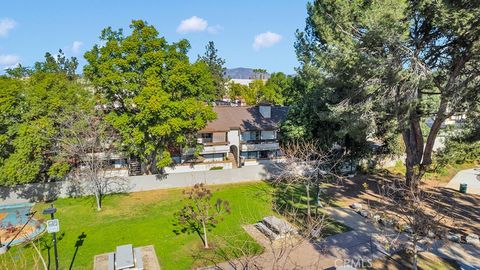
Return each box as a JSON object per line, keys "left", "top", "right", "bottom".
{"left": 254, "top": 222, "right": 279, "bottom": 240}
{"left": 254, "top": 216, "right": 298, "bottom": 240}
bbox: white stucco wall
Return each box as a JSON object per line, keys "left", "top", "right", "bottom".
{"left": 164, "top": 162, "right": 232, "bottom": 173}
{"left": 228, "top": 130, "right": 240, "bottom": 148}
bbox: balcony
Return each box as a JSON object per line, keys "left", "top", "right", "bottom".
{"left": 197, "top": 138, "right": 229, "bottom": 146}
{"left": 240, "top": 141, "right": 280, "bottom": 152}
{"left": 200, "top": 144, "right": 230, "bottom": 154}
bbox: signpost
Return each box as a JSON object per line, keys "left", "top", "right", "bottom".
{"left": 46, "top": 219, "right": 60, "bottom": 233}
{"left": 43, "top": 204, "right": 59, "bottom": 270}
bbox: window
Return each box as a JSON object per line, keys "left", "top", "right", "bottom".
{"left": 240, "top": 151, "right": 259, "bottom": 159}
{"left": 241, "top": 132, "right": 251, "bottom": 142}
{"left": 199, "top": 133, "right": 213, "bottom": 143}
{"left": 201, "top": 133, "right": 213, "bottom": 139}
{"left": 202, "top": 153, "right": 225, "bottom": 162}
{"left": 261, "top": 131, "right": 275, "bottom": 140}
{"left": 241, "top": 131, "right": 261, "bottom": 142}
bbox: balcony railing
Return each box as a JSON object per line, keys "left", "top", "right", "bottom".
{"left": 197, "top": 138, "right": 229, "bottom": 146}
{"left": 240, "top": 139, "right": 278, "bottom": 144}
{"left": 240, "top": 142, "right": 280, "bottom": 152}
{"left": 201, "top": 144, "right": 230, "bottom": 154}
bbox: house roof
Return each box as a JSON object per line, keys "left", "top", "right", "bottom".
{"left": 201, "top": 106, "right": 288, "bottom": 132}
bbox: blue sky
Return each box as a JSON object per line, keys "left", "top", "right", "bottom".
{"left": 0, "top": 0, "right": 309, "bottom": 74}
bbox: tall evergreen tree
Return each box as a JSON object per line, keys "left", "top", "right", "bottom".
{"left": 292, "top": 0, "right": 480, "bottom": 186}
{"left": 198, "top": 41, "right": 227, "bottom": 98}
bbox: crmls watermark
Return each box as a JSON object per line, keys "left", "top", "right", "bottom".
{"left": 334, "top": 258, "right": 373, "bottom": 268}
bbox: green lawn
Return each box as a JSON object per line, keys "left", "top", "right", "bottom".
{"left": 1, "top": 181, "right": 351, "bottom": 270}
{"left": 1, "top": 181, "right": 275, "bottom": 270}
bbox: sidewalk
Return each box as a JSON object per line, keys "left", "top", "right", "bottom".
{"left": 446, "top": 168, "right": 480, "bottom": 195}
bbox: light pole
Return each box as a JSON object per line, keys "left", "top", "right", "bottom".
{"left": 43, "top": 204, "right": 59, "bottom": 270}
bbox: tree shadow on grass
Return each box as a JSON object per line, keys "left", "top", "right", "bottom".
{"left": 172, "top": 212, "right": 209, "bottom": 248}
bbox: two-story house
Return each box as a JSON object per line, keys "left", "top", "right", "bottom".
{"left": 168, "top": 104, "right": 287, "bottom": 172}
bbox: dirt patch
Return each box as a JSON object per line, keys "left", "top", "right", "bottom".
{"left": 370, "top": 251, "right": 460, "bottom": 270}
{"left": 323, "top": 172, "right": 480, "bottom": 236}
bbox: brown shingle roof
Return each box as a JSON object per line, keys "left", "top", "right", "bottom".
{"left": 201, "top": 106, "right": 288, "bottom": 132}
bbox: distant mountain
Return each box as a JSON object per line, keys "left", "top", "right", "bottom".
{"left": 224, "top": 67, "right": 270, "bottom": 80}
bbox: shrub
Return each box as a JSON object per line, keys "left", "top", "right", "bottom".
{"left": 435, "top": 140, "right": 480, "bottom": 168}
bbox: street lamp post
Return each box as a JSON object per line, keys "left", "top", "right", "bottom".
{"left": 43, "top": 204, "right": 59, "bottom": 270}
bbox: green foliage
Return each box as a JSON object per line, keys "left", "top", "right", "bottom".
{"left": 34, "top": 50, "right": 78, "bottom": 79}
{"left": 227, "top": 81, "right": 249, "bottom": 101}
{"left": 227, "top": 73, "right": 292, "bottom": 105}
{"left": 2, "top": 182, "right": 272, "bottom": 269}
{"left": 198, "top": 41, "right": 227, "bottom": 98}
{"left": 246, "top": 79, "right": 265, "bottom": 105}
{"left": 5, "top": 64, "right": 33, "bottom": 78}
{"left": 436, "top": 140, "right": 480, "bottom": 167}
{"left": 289, "top": 0, "right": 480, "bottom": 170}
{"left": 0, "top": 55, "right": 91, "bottom": 185}
{"left": 84, "top": 20, "right": 217, "bottom": 172}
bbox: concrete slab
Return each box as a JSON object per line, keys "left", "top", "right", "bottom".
{"left": 446, "top": 168, "right": 480, "bottom": 195}
{"left": 94, "top": 245, "right": 160, "bottom": 270}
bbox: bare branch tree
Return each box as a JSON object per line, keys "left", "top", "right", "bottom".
{"left": 273, "top": 140, "right": 344, "bottom": 219}
{"left": 368, "top": 179, "right": 452, "bottom": 270}
{"left": 194, "top": 141, "right": 347, "bottom": 269}
{"left": 56, "top": 110, "right": 129, "bottom": 211}
{"left": 174, "top": 183, "right": 231, "bottom": 249}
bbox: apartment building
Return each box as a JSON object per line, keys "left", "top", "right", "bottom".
{"left": 168, "top": 104, "right": 287, "bottom": 172}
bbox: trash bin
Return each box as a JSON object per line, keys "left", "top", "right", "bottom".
{"left": 459, "top": 183, "right": 468, "bottom": 194}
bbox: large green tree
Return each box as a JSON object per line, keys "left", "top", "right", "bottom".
{"left": 293, "top": 0, "right": 479, "bottom": 186}
{"left": 226, "top": 74, "right": 290, "bottom": 105}
{"left": 84, "top": 20, "right": 216, "bottom": 173}
{"left": 0, "top": 52, "right": 91, "bottom": 185}
{"left": 263, "top": 72, "right": 292, "bottom": 105}
{"left": 198, "top": 41, "right": 227, "bottom": 98}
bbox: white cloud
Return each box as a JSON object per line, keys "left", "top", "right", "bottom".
{"left": 0, "top": 18, "right": 17, "bottom": 37}
{"left": 253, "top": 32, "right": 282, "bottom": 51}
{"left": 71, "top": 41, "right": 83, "bottom": 54}
{"left": 207, "top": 25, "right": 223, "bottom": 34}
{"left": 177, "top": 16, "right": 220, "bottom": 34}
{"left": 0, "top": 54, "right": 20, "bottom": 69}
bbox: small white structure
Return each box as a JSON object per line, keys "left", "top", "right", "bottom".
{"left": 93, "top": 244, "right": 160, "bottom": 270}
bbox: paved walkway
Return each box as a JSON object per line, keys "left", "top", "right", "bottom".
{"left": 207, "top": 207, "right": 480, "bottom": 269}
{"left": 206, "top": 208, "right": 402, "bottom": 270}
{"left": 446, "top": 168, "right": 480, "bottom": 195}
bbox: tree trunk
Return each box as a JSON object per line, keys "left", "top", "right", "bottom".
{"left": 315, "top": 183, "right": 322, "bottom": 216}
{"left": 95, "top": 191, "right": 102, "bottom": 211}
{"left": 402, "top": 96, "right": 448, "bottom": 188}
{"left": 402, "top": 117, "right": 424, "bottom": 188}
{"left": 145, "top": 162, "right": 152, "bottom": 175}
{"left": 202, "top": 220, "right": 209, "bottom": 249}
{"left": 305, "top": 183, "right": 311, "bottom": 219}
